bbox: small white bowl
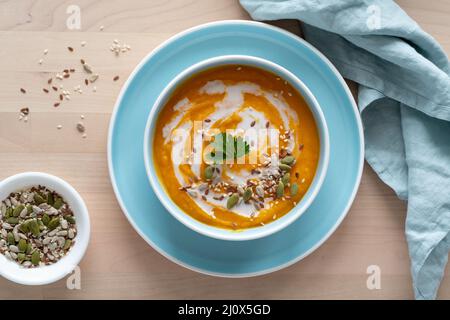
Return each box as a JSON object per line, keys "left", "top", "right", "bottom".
{"left": 144, "top": 55, "right": 329, "bottom": 241}
{"left": 0, "top": 172, "right": 90, "bottom": 285}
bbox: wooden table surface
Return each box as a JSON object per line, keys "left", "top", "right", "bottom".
{"left": 0, "top": 0, "right": 449, "bottom": 299}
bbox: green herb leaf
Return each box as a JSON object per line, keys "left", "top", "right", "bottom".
{"left": 209, "top": 132, "right": 250, "bottom": 161}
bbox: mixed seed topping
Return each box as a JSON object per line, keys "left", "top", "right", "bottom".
{"left": 179, "top": 129, "right": 302, "bottom": 227}
{"left": 0, "top": 186, "right": 77, "bottom": 268}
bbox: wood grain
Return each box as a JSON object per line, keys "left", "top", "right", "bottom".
{"left": 0, "top": 0, "right": 449, "bottom": 299}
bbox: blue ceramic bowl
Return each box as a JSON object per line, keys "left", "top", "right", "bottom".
{"left": 143, "top": 55, "right": 329, "bottom": 241}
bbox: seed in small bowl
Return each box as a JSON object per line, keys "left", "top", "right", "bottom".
{"left": 0, "top": 185, "right": 77, "bottom": 268}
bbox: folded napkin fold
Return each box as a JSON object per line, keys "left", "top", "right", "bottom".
{"left": 240, "top": 0, "right": 450, "bottom": 299}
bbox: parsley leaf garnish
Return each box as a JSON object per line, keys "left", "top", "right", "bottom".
{"left": 209, "top": 132, "right": 250, "bottom": 161}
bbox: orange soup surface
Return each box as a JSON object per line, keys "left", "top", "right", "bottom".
{"left": 153, "top": 65, "right": 320, "bottom": 230}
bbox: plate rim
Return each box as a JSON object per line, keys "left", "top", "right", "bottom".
{"left": 107, "top": 20, "right": 365, "bottom": 278}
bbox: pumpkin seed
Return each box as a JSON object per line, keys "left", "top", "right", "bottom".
{"left": 65, "top": 215, "right": 76, "bottom": 224}
{"left": 279, "top": 164, "right": 291, "bottom": 172}
{"left": 280, "top": 156, "right": 295, "bottom": 165}
{"left": 276, "top": 181, "right": 285, "bottom": 198}
{"left": 7, "top": 232, "right": 15, "bottom": 245}
{"left": 282, "top": 172, "right": 290, "bottom": 185}
{"left": 243, "top": 188, "right": 252, "bottom": 202}
{"left": 42, "top": 214, "right": 50, "bottom": 226}
{"left": 6, "top": 217, "right": 19, "bottom": 225}
{"left": 26, "top": 243, "right": 32, "bottom": 255}
{"left": 63, "top": 239, "right": 72, "bottom": 250}
{"left": 5, "top": 207, "right": 12, "bottom": 218}
{"left": 17, "top": 253, "right": 26, "bottom": 263}
{"left": 31, "top": 250, "right": 40, "bottom": 265}
{"left": 34, "top": 194, "right": 46, "bottom": 205}
{"left": 226, "top": 193, "right": 239, "bottom": 209}
{"left": 18, "top": 239, "right": 27, "bottom": 252}
{"left": 12, "top": 205, "right": 25, "bottom": 217}
{"left": 47, "top": 192, "right": 54, "bottom": 205}
{"left": 48, "top": 217, "right": 60, "bottom": 230}
{"left": 53, "top": 197, "right": 63, "bottom": 209}
{"left": 204, "top": 166, "right": 214, "bottom": 180}
{"left": 29, "top": 219, "right": 40, "bottom": 236}
{"left": 26, "top": 205, "right": 33, "bottom": 214}
{"left": 290, "top": 183, "right": 299, "bottom": 196}
{"left": 19, "top": 221, "right": 29, "bottom": 233}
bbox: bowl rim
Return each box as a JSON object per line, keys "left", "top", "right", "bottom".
{"left": 143, "top": 54, "right": 330, "bottom": 241}
{"left": 0, "top": 172, "right": 90, "bottom": 285}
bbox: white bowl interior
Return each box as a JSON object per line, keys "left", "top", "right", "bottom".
{"left": 144, "top": 55, "right": 329, "bottom": 241}
{"left": 0, "top": 172, "right": 90, "bottom": 285}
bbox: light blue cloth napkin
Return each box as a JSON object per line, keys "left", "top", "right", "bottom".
{"left": 240, "top": 0, "right": 450, "bottom": 299}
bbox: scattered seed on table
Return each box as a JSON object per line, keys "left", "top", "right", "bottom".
{"left": 43, "top": 88, "right": 49, "bottom": 93}
{"left": 48, "top": 78, "right": 53, "bottom": 84}
{"left": 67, "top": 46, "right": 74, "bottom": 52}
{"left": 20, "top": 88, "right": 26, "bottom": 94}
{"left": 20, "top": 107, "right": 29, "bottom": 115}
{"left": 57, "top": 124, "right": 62, "bottom": 129}
{"left": 89, "top": 74, "right": 99, "bottom": 83}
{"left": 113, "top": 75, "right": 119, "bottom": 81}
{"left": 43, "top": 49, "right": 48, "bottom": 55}
{"left": 52, "top": 86, "right": 58, "bottom": 91}
{"left": 83, "top": 63, "right": 93, "bottom": 73}
{"left": 54, "top": 102, "right": 60, "bottom": 107}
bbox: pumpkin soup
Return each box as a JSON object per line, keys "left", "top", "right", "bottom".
{"left": 153, "top": 65, "right": 320, "bottom": 230}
